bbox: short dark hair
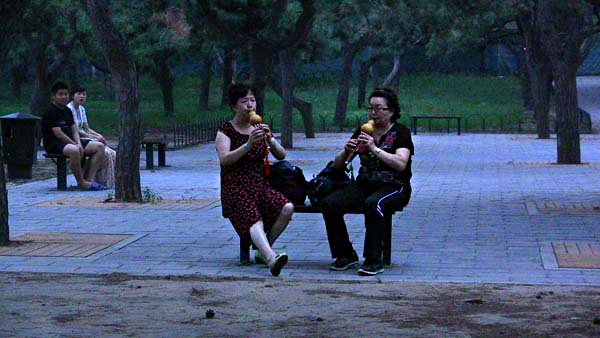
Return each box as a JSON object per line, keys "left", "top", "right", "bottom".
{"left": 369, "top": 87, "right": 401, "bottom": 121}
{"left": 51, "top": 82, "right": 69, "bottom": 95}
{"left": 70, "top": 85, "right": 87, "bottom": 98}
{"left": 227, "top": 82, "right": 256, "bottom": 108}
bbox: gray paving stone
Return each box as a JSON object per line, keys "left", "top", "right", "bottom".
{"left": 2, "top": 133, "right": 600, "bottom": 285}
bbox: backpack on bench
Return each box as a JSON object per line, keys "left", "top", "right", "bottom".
{"left": 307, "top": 161, "right": 352, "bottom": 207}
{"left": 267, "top": 160, "right": 308, "bottom": 205}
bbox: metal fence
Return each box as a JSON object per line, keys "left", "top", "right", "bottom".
{"left": 170, "top": 117, "right": 228, "bottom": 149}
{"left": 291, "top": 112, "right": 542, "bottom": 134}
{"left": 164, "top": 111, "right": 589, "bottom": 148}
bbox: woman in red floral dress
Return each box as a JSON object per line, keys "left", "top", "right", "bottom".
{"left": 215, "top": 82, "right": 293, "bottom": 276}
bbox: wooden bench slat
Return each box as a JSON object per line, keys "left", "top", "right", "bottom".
{"left": 240, "top": 204, "right": 395, "bottom": 267}
{"left": 294, "top": 205, "right": 364, "bottom": 214}
{"left": 141, "top": 137, "right": 171, "bottom": 145}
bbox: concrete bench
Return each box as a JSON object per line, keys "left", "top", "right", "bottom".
{"left": 239, "top": 204, "right": 396, "bottom": 267}
{"left": 141, "top": 137, "right": 170, "bottom": 169}
{"left": 412, "top": 115, "right": 461, "bottom": 135}
{"left": 43, "top": 153, "right": 89, "bottom": 191}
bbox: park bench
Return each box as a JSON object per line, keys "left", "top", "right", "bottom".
{"left": 411, "top": 115, "right": 462, "bottom": 135}
{"left": 141, "top": 136, "right": 171, "bottom": 169}
{"left": 239, "top": 204, "right": 395, "bottom": 267}
{"left": 43, "top": 153, "right": 89, "bottom": 191}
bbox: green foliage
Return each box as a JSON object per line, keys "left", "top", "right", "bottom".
{"left": 287, "top": 74, "right": 522, "bottom": 130}
{"left": 425, "top": 1, "right": 518, "bottom": 56}
{"left": 0, "top": 73, "right": 521, "bottom": 134}
{"left": 142, "top": 186, "right": 163, "bottom": 204}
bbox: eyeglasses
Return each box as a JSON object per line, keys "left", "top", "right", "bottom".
{"left": 367, "top": 106, "right": 389, "bottom": 113}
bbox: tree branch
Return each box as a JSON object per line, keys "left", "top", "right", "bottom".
{"left": 90, "top": 59, "right": 111, "bottom": 74}
{"left": 579, "top": 36, "right": 595, "bottom": 64}
{"left": 48, "top": 13, "right": 78, "bottom": 78}
{"left": 196, "top": 0, "right": 255, "bottom": 45}
{"left": 266, "top": 0, "right": 288, "bottom": 35}
{"left": 280, "top": 0, "right": 315, "bottom": 51}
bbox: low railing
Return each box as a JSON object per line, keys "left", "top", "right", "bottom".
{"left": 171, "top": 117, "right": 228, "bottom": 149}
{"left": 264, "top": 113, "right": 534, "bottom": 134}
{"left": 161, "top": 111, "right": 580, "bottom": 148}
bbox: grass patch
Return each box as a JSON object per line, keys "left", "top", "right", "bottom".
{"left": 0, "top": 73, "right": 522, "bottom": 136}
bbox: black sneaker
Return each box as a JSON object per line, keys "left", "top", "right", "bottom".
{"left": 330, "top": 253, "right": 359, "bottom": 271}
{"left": 358, "top": 260, "right": 384, "bottom": 276}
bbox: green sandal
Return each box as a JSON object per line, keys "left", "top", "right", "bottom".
{"left": 268, "top": 253, "right": 288, "bottom": 277}
{"left": 254, "top": 250, "right": 267, "bottom": 265}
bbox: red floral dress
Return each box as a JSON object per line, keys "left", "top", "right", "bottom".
{"left": 218, "top": 121, "right": 289, "bottom": 239}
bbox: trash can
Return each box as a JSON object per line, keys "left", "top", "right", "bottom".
{"left": 0, "top": 112, "right": 41, "bottom": 179}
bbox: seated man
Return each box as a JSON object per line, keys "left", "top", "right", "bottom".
{"left": 42, "top": 82, "right": 106, "bottom": 190}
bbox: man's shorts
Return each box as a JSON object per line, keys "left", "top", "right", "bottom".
{"left": 46, "top": 138, "right": 91, "bottom": 155}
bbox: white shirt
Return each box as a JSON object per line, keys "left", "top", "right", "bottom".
{"left": 67, "top": 101, "right": 88, "bottom": 134}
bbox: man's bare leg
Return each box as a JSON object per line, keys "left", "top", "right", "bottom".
{"left": 83, "top": 141, "right": 105, "bottom": 183}
{"left": 62, "top": 144, "right": 92, "bottom": 189}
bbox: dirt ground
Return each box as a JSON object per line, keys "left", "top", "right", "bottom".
{"left": 1, "top": 273, "right": 599, "bottom": 337}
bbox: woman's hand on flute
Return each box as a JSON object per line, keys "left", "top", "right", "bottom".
{"left": 344, "top": 138, "right": 360, "bottom": 164}
{"left": 256, "top": 123, "right": 273, "bottom": 149}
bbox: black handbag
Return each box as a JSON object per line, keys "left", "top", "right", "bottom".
{"left": 307, "top": 161, "right": 352, "bottom": 206}
{"left": 267, "top": 160, "right": 308, "bottom": 205}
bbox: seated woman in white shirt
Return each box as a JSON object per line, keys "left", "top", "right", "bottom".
{"left": 67, "top": 86, "right": 116, "bottom": 188}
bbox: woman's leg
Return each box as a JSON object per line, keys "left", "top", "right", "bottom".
{"left": 104, "top": 147, "right": 116, "bottom": 188}
{"left": 268, "top": 203, "right": 294, "bottom": 245}
{"left": 83, "top": 141, "right": 105, "bottom": 182}
{"left": 250, "top": 220, "right": 289, "bottom": 276}
{"left": 249, "top": 220, "right": 277, "bottom": 263}
{"left": 363, "top": 185, "right": 411, "bottom": 262}
{"left": 321, "top": 182, "right": 365, "bottom": 259}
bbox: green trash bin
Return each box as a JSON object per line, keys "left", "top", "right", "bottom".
{"left": 0, "top": 112, "right": 41, "bottom": 179}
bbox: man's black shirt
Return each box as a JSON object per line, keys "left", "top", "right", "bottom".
{"left": 42, "top": 103, "right": 74, "bottom": 152}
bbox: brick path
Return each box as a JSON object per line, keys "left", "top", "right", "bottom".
{"left": 2, "top": 133, "right": 600, "bottom": 284}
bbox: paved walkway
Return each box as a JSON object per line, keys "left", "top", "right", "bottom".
{"left": 2, "top": 133, "right": 600, "bottom": 285}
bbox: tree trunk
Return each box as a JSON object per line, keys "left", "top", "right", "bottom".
{"left": 30, "top": 74, "right": 51, "bottom": 117}
{"left": 0, "top": 142, "right": 8, "bottom": 243}
{"left": 152, "top": 57, "right": 175, "bottom": 116}
{"left": 267, "top": 73, "right": 314, "bottom": 138}
{"left": 528, "top": 64, "right": 552, "bottom": 139}
{"left": 553, "top": 64, "right": 580, "bottom": 164}
{"left": 67, "top": 57, "right": 78, "bottom": 84}
{"left": 86, "top": 0, "right": 141, "bottom": 202}
{"left": 383, "top": 54, "right": 402, "bottom": 87}
{"left": 199, "top": 55, "right": 212, "bottom": 111}
{"left": 478, "top": 44, "right": 487, "bottom": 74}
{"left": 29, "top": 33, "right": 75, "bottom": 117}
{"left": 160, "top": 77, "right": 175, "bottom": 116}
{"left": 250, "top": 44, "right": 270, "bottom": 116}
{"left": 357, "top": 60, "right": 370, "bottom": 109}
{"left": 357, "top": 54, "right": 381, "bottom": 108}
{"left": 334, "top": 46, "right": 356, "bottom": 129}
{"left": 10, "top": 62, "right": 27, "bottom": 100}
{"left": 29, "top": 39, "right": 51, "bottom": 117}
{"left": 221, "top": 47, "right": 234, "bottom": 106}
{"left": 103, "top": 73, "right": 115, "bottom": 101}
{"left": 279, "top": 49, "right": 295, "bottom": 148}
{"left": 505, "top": 43, "right": 533, "bottom": 110}
{"left": 0, "top": 0, "right": 28, "bottom": 244}
{"left": 535, "top": 0, "right": 589, "bottom": 164}
{"left": 518, "top": 60, "right": 533, "bottom": 111}
{"left": 29, "top": 42, "right": 51, "bottom": 150}
{"left": 517, "top": 13, "right": 552, "bottom": 139}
